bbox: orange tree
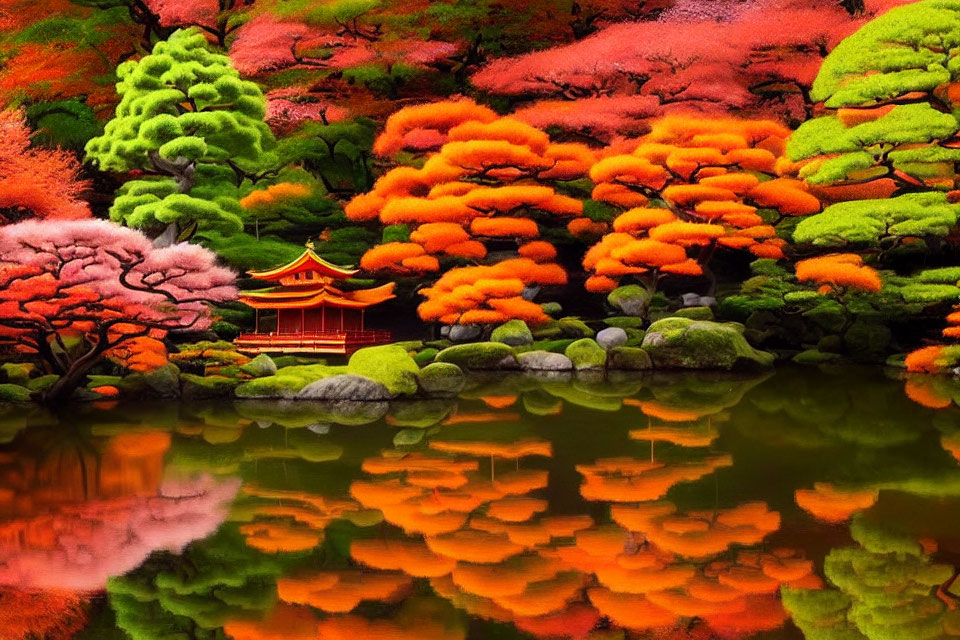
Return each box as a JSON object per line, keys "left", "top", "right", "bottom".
{"left": 581, "top": 115, "right": 821, "bottom": 295}
{"left": 345, "top": 98, "right": 596, "bottom": 325}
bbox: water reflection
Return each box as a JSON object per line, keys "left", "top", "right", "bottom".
{"left": 3, "top": 366, "right": 960, "bottom": 638}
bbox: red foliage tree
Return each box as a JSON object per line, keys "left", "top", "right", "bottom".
{"left": 0, "top": 220, "right": 235, "bottom": 403}
{"left": 472, "top": 0, "right": 907, "bottom": 139}
{"left": 0, "top": 109, "right": 90, "bottom": 223}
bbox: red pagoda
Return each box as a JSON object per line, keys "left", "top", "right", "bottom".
{"left": 234, "top": 244, "right": 395, "bottom": 354}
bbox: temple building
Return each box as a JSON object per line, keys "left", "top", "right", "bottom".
{"left": 234, "top": 244, "right": 395, "bottom": 354}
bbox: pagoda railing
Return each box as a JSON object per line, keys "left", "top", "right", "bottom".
{"left": 235, "top": 330, "right": 392, "bottom": 351}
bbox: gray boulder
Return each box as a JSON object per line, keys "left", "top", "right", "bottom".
{"left": 297, "top": 374, "right": 391, "bottom": 401}
{"left": 596, "top": 327, "right": 628, "bottom": 350}
{"left": 517, "top": 350, "right": 574, "bottom": 371}
{"left": 448, "top": 324, "right": 483, "bottom": 342}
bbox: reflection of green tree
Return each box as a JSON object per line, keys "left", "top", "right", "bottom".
{"left": 783, "top": 517, "right": 960, "bottom": 640}
{"left": 108, "top": 526, "right": 283, "bottom": 639}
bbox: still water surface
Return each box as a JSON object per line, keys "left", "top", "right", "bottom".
{"left": 3, "top": 365, "right": 960, "bottom": 639}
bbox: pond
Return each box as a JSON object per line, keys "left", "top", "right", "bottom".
{"left": 3, "top": 365, "right": 960, "bottom": 639}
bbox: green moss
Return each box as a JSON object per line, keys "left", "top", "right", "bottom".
{"left": 0, "top": 363, "right": 33, "bottom": 385}
{"left": 718, "top": 295, "right": 785, "bottom": 320}
{"left": 490, "top": 319, "right": 534, "bottom": 346}
{"left": 417, "top": 362, "right": 465, "bottom": 395}
{"left": 915, "top": 266, "right": 960, "bottom": 284}
{"left": 792, "top": 349, "right": 845, "bottom": 364}
{"left": 844, "top": 320, "right": 892, "bottom": 359}
{"left": 347, "top": 344, "right": 420, "bottom": 396}
{"left": 0, "top": 384, "right": 31, "bottom": 402}
{"left": 607, "top": 285, "right": 651, "bottom": 317}
{"left": 557, "top": 317, "right": 595, "bottom": 338}
{"left": 564, "top": 339, "right": 607, "bottom": 370}
{"left": 413, "top": 348, "right": 439, "bottom": 366}
{"left": 603, "top": 316, "right": 645, "bottom": 329}
{"left": 235, "top": 364, "right": 347, "bottom": 398}
{"left": 896, "top": 283, "right": 960, "bottom": 303}
{"left": 239, "top": 354, "right": 277, "bottom": 378}
{"left": 180, "top": 374, "right": 239, "bottom": 399}
{"left": 674, "top": 306, "right": 714, "bottom": 321}
{"left": 607, "top": 346, "right": 653, "bottom": 370}
{"left": 642, "top": 319, "right": 774, "bottom": 371}
{"left": 434, "top": 342, "right": 516, "bottom": 369}
{"left": 803, "top": 299, "right": 848, "bottom": 333}
{"left": 26, "top": 375, "right": 59, "bottom": 392}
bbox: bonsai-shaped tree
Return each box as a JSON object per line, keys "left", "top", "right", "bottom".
{"left": 346, "top": 98, "right": 594, "bottom": 326}
{"left": 0, "top": 219, "right": 235, "bottom": 403}
{"left": 582, "top": 115, "right": 820, "bottom": 295}
{"left": 784, "top": 0, "right": 960, "bottom": 251}
{"left": 85, "top": 27, "right": 277, "bottom": 245}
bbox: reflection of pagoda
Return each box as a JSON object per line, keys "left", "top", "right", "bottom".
{"left": 234, "top": 243, "right": 395, "bottom": 355}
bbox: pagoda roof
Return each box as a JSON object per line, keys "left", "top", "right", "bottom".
{"left": 247, "top": 247, "right": 359, "bottom": 281}
{"left": 238, "top": 282, "right": 396, "bottom": 310}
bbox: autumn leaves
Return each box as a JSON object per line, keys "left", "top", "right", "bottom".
{"left": 345, "top": 98, "right": 854, "bottom": 326}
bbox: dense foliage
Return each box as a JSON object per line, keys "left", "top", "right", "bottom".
{"left": 7, "top": 0, "right": 960, "bottom": 398}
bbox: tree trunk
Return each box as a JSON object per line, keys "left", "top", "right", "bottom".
{"left": 39, "top": 345, "right": 107, "bottom": 405}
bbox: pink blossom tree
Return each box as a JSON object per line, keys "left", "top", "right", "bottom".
{"left": 472, "top": 0, "right": 908, "bottom": 138}
{"left": 0, "top": 220, "right": 236, "bottom": 403}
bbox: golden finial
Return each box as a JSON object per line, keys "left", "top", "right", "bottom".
{"left": 305, "top": 238, "right": 315, "bottom": 250}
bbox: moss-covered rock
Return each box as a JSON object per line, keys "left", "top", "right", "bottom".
{"left": 608, "top": 285, "right": 651, "bottom": 317}
{"left": 641, "top": 318, "right": 775, "bottom": 371}
{"left": 348, "top": 344, "right": 420, "bottom": 396}
{"left": 239, "top": 354, "right": 277, "bottom": 378}
{"left": 603, "top": 316, "right": 645, "bottom": 329}
{"left": 413, "top": 347, "right": 439, "bottom": 366}
{"left": 418, "top": 362, "right": 466, "bottom": 395}
{"left": 491, "top": 320, "right": 534, "bottom": 346}
{"left": 434, "top": 342, "right": 517, "bottom": 369}
{"left": 541, "top": 301, "right": 563, "bottom": 317}
{"left": 523, "top": 339, "right": 575, "bottom": 354}
{"left": 0, "top": 363, "right": 33, "bottom": 385}
{"left": 564, "top": 339, "right": 607, "bottom": 370}
{"left": 843, "top": 320, "right": 892, "bottom": 360}
{"left": 130, "top": 363, "right": 181, "bottom": 397}
{"left": 180, "top": 374, "right": 239, "bottom": 399}
{"left": 0, "top": 384, "right": 31, "bottom": 402}
{"left": 793, "top": 349, "right": 845, "bottom": 364}
{"left": 297, "top": 374, "right": 392, "bottom": 401}
{"left": 674, "top": 306, "right": 715, "bottom": 321}
{"left": 803, "top": 299, "right": 848, "bottom": 333}
{"left": 26, "top": 375, "right": 59, "bottom": 392}
{"left": 558, "top": 317, "right": 595, "bottom": 338}
{"left": 271, "top": 355, "right": 301, "bottom": 368}
{"left": 235, "top": 364, "right": 347, "bottom": 398}
{"left": 607, "top": 346, "right": 653, "bottom": 370}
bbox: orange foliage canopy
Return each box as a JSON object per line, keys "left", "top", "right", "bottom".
{"left": 584, "top": 115, "right": 816, "bottom": 292}
{"left": 0, "top": 109, "right": 90, "bottom": 223}
{"left": 347, "top": 101, "right": 592, "bottom": 324}
{"left": 794, "top": 253, "right": 881, "bottom": 293}
{"left": 418, "top": 258, "right": 566, "bottom": 325}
